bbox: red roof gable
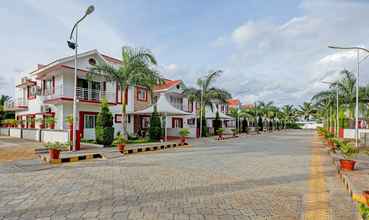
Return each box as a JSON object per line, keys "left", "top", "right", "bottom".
{"left": 101, "top": 54, "right": 122, "bottom": 64}
{"left": 227, "top": 99, "right": 240, "bottom": 107}
{"left": 154, "top": 79, "right": 182, "bottom": 91}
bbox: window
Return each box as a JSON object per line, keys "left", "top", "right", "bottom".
{"left": 141, "top": 117, "right": 150, "bottom": 128}
{"left": 187, "top": 118, "right": 195, "bottom": 125}
{"left": 115, "top": 114, "right": 122, "bottom": 123}
{"left": 27, "top": 85, "right": 36, "bottom": 100}
{"left": 137, "top": 87, "right": 147, "bottom": 101}
{"left": 172, "top": 118, "right": 183, "bottom": 128}
{"left": 43, "top": 77, "right": 55, "bottom": 95}
{"left": 88, "top": 58, "right": 96, "bottom": 65}
{"left": 84, "top": 115, "right": 96, "bottom": 129}
{"left": 170, "top": 96, "right": 183, "bottom": 110}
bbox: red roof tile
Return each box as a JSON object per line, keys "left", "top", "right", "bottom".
{"left": 154, "top": 79, "right": 182, "bottom": 91}
{"left": 227, "top": 99, "right": 240, "bottom": 107}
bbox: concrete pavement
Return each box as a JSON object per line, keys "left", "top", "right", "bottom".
{"left": 0, "top": 130, "right": 358, "bottom": 219}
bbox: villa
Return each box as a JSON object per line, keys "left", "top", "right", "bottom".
{"left": 4, "top": 49, "right": 234, "bottom": 141}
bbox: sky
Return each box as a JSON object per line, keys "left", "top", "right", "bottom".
{"left": 1, "top": 0, "right": 369, "bottom": 106}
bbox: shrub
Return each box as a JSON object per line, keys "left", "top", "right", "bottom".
{"left": 257, "top": 116, "right": 263, "bottom": 131}
{"left": 149, "top": 109, "right": 162, "bottom": 140}
{"left": 179, "top": 128, "right": 190, "bottom": 137}
{"left": 44, "top": 142, "right": 68, "bottom": 151}
{"left": 113, "top": 134, "right": 127, "bottom": 145}
{"left": 95, "top": 98, "right": 114, "bottom": 146}
{"left": 359, "top": 203, "right": 369, "bottom": 220}
{"left": 217, "top": 128, "right": 225, "bottom": 134}
{"left": 213, "top": 112, "right": 222, "bottom": 134}
{"left": 340, "top": 142, "right": 359, "bottom": 160}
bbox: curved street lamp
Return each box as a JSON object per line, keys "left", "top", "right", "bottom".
{"left": 68, "top": 5, "right": 95, "bottom": 151}
{"left": 328, "top": 45, "right": 369, "bottom": 147}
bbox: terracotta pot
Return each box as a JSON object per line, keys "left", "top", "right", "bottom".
{"left": 363, "top": 191, "right": 369, "bottom": 205}
{"left": 180, "top": 136, "right": 186, "bottom": 144}
{"left": 218, "top": 134, "right": 224, "bottom": 140}
{"left": 48, "top": 149, "right": 60, "bottom": 160}
{"left": 117, "top": 144, "right": 125, "bottom": 152}
{"left": 339, "top": 159, "right": 356, "bottom": 171}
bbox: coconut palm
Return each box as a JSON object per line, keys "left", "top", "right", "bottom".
{"left": 281, "top": 105, "right": 297, "bottom": 128}
{"left": 91, "top": 46, "right": 161, "bottom": 137}
{"left": 298, "top": 102, "right": 316, "bottom": 121}
{"left": 185, "top": 70, "right": 231, "bottom": 113}
{"left": 184, "top": 70, "right": 231, "bottom": 136}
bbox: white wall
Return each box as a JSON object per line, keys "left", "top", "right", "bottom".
{"left": 41, "top": 130, "right": 69, "bottom": 143}
{"left": 0, "top": 128, "right": 9, "bottom": 136}
{"left": 22, "top": 129, "right": 40, "bottom": 141}
{"left": 9, "top": 128, "right": 22, "bottom": 138}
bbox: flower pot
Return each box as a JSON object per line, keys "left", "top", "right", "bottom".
{"left": 117, "top": 144, "right": 125, "bottom": 152}
{"left": 180, "top": 136, "right": 186, "bottom": 144}
{"left": 218, "top": 134, "right": 224, "bottom": 140}
{"left": 339, "top": 159, "right": 356, "bottom": 171}
{"left": 363, "top": 191, "right": 369, "bottom": 206}
{"left": 48, "top": 149, "right": 60, "bottom": 160}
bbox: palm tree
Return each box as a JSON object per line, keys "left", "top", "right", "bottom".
{"left": 91, "top": 47, "right": 161, "bottom": 137}
{"left": 298, "top": 102, "right": 316, "bottom": 121}
{"left": 281, "top": 105, "right": 297, "bottom": 128}
{"left": 184, "top": 70, "right": 231, "bottom": 136}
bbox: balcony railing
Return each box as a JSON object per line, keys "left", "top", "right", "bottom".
{"left": 43, "top": 85, "right": 115, "bottom": 103}
{"left": 4, "top": 98, "right": 28, "bottom": 111}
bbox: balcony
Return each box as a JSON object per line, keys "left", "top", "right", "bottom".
{"left": 4, "top": 98, "right": 28, "bottom": 111}
{"left": 43, "top": 85, "right": 115, "bottom": 104}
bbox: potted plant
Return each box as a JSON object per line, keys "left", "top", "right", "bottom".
{"left": 45, "top": 117, "right": 56, "bottom": 129}
{"left": 65, "top": 114, "right": 73, "bottom": 128}
{"left": 44, "top": 142, "right": 67, "bottom": 160}
{"left": 339, "top": 142, "right": 359, "bottom": 171}
{"left": 179, "top": 128, "right": 190, "bottom": 144}
{"left": 231, "top": 128, "right": 237, "bottom": 137}
{"left": 114, "top": 134, "right": 127, "bottom": 152}
{"left": 359, "top": 203, "right": 369, "bottom": 220}
{"left": 363, "top": 191, "right": 369, "bottom": 206}
{"left": 217, "top": 128, "right": 225, "bottom": 140}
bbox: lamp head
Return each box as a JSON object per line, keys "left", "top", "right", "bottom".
{"left": 85, "top": 5, "right": 95, "bottom": 16}
{"left": 67, "top": 40, "right": 76, "bottom": 50}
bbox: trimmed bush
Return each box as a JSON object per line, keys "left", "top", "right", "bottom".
{"left": 149, "top": 109, "right": 162, "bottom": 140}
{"left": 95, "top": 99, "right": 114, "bottom": 146}
{"left": 212, "top": 111, "right": 222, "bottom": 135}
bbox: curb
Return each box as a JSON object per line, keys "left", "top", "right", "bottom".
{"left": 40, "top": 153, "right": 104, "bottom": 164}
{"left": 124, "top": 143, "right": 191, "bottom": 154}
{"left": 328, "top": 150, "right": 367, "bottom": 205}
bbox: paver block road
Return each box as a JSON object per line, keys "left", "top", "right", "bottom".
{"left": 0, "top": 130, "right": 358, "bottom": 219}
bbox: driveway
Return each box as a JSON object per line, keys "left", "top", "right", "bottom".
{"left": 0, "top": 130, "right": 357, "bottom": 220}
{"left": 0, "top": 136, "right": 40, "bottom": 162}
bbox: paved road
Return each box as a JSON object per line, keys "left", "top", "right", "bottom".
{"left": 0, "top": 136, "right": 40, "bottom": 162}
{"left": 0, "top": 130, "right": 357, "bottom": 220}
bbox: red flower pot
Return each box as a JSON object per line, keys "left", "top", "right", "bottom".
{"left": 339, "top": 159, "right": 356, "bottom": 171}
{"left": 218, "top": 134, "right": 224, "bottom": 140}
{"left": 48, "top": 149, "right": 60, "bottom": 160}
{"left": 363, "top": 191, "right": 369, "bottom": 205}
{"left": 180, "top": 136, "right": 186, "bottom": 144}
{"left": 117, "top": 144, "right": 125, "bottom": 152}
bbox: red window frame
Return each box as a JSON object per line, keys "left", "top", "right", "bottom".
{"left": 27, "top": 85, "right": 36, "bottom": 100}
{"left": 136, "top": 87, "right": 148, "bottom": 102}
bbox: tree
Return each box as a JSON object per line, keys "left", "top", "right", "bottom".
{"left": 95, "top": 99, "right": 114, "bottom": 146}
{"left": 298, "top": 102, "right": 316, "bottom": 121}
{"left": 92, "top": 46, "right": 161, "bottom": 138}
{"left": 184, "top": 70, "right": 231, "bottom": 137}
{"left": 149, "top": 109, "right": 162, "bottom": 140}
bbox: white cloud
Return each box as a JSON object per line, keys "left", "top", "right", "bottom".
{"left": 0, "top": 0, "right": 128, "bottom": 97}
{"left": 211, "top": 0, "right": 369, "bottom": 105}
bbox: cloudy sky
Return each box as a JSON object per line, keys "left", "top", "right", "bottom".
{"left": 1, "top": 0, "right": 369, "bottom": 106}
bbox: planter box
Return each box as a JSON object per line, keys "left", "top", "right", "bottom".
{"left": 0, "top": 128, "right": 9, "bottom": 136}
{"left": 9, "top": 128, "right": 22, "bottom": 138}
{"left": 22, "top": 129, "right": 40, "bottom": 141}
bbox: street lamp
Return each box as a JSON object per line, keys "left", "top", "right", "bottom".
{"left": 328, "top": 46, "right": 369, "bottom": 147}
{"left": 322, "top": 81, "right": 339, "bottom": 137}
{"left": 68, "top": 5, "right": 95, "bottom": 151}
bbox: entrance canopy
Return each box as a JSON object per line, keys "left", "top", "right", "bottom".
{"left": 205, "top": 111, "right": 234, "bottom": 120}
{"left": 134, "top": 94, "right": 194, "bottom": 116}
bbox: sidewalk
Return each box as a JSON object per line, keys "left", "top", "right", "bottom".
{"left": 329, "top": 151, "right": 369, "bottom": 205}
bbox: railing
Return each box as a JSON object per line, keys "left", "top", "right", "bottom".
{"left": 4, "top": 98, "right": 28, "bottom": 111}
{"left": 43, "top": 85, "right": 115, "bottom": 103}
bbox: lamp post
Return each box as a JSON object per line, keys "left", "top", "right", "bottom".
{"left": 322, "top": 81, "right": 339, "bottom": 137}
{"left": 328, "top": 46, "right": 369, "bottom": 147}
{"left": 199, "top": 83, "right": 204, "bottom": 138}
{"left": 67, "top": 5, "right": 94, "bottom": 151}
